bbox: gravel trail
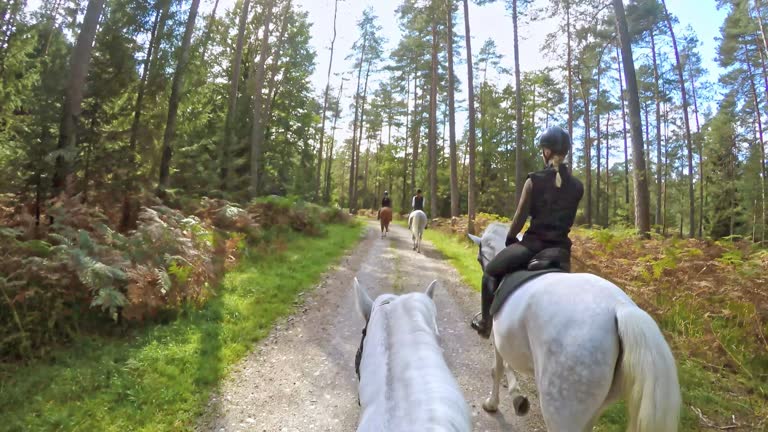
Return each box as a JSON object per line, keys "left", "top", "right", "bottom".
{"left": 198, "top": 221, "right": 545, "bottom": 431}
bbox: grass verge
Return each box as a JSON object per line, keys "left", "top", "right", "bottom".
{"left": 0, "top": 222, "right": 363, "bottom": 432}
{"left": 419, "top": 225, "right": 766, "bottom": 432}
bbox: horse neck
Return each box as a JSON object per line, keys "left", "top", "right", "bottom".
{"left": 360, "top": 299, "right": 441, "bottom": 403}
{"left": 359, "top": 299, "right": 468, "bottom": 429}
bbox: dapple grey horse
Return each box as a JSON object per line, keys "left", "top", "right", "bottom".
{"left": 408, "top": 210, "right": 427, "bottom": 253}
{"left": 468, "top": 222, "right": 680, "bottom": 432}
{"left": 354, "top": 278, "right": 471, "bottom": 432}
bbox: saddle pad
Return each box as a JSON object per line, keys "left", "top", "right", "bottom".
{"left": 490, "top": 269, "right": 564, "bottom": 316}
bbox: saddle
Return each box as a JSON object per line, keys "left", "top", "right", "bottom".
{"left": 489, "top": 248, "right": 571, "bottom": 317}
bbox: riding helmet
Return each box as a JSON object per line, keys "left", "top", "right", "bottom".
{"left": 538, "top": 126, "right": 572, "bottom": 156}
{"left": 384, "top": 190, "right": 389, "bottom": 195}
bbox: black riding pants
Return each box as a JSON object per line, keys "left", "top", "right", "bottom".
{"left": 481, "top": 244, "right": 535, "bottom": 312}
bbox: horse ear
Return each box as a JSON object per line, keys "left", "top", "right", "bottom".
{"left": 425, "top": 280, "right": 438, "bottom": 299}
{"left": 354, "top": 277, "right": 373, "bottom": 321}
{"left": 467, "top": 233, "right": 482, "bottom": 245}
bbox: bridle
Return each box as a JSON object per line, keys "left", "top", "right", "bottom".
{"left": 355, "top": 298, "right": 394, "bottom": 406}
{"left": 355, "top": 299, "right": 393, "bottom": 383}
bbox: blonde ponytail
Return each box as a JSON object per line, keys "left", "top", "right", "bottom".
{"left": 551, "top": 154, "right": 564, "bottom": 188}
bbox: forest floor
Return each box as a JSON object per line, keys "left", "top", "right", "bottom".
{"left": 197, "top": 220, "right": 547, "bottom": 432}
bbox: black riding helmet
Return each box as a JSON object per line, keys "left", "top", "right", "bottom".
{"left": 538, "top": 126, "right": 572, "bottom": 156}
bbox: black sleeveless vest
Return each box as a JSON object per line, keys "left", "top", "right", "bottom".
{"left": 521, "top": 164, "right": 584, "bottom": 251}
{"left": 413, "top": 195, "right": 424, "bottom": 211}
{"left": 381, "top": 197, "right": 391, "bottom": 207}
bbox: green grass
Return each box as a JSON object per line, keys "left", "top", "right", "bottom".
{"left": 0, "top": 223, "right": 363, "bottom": 432}
{"left": 421, "top": 227, "right": 766, "bottom": 432}
{"left": 421, "top": 227, "right": 482, "bottom": 292}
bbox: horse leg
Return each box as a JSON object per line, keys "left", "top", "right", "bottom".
{"left": 482, "top": 345, "right": 504, "bottom": 412}
{"left": 412, "top": 232, "right": 417, "bottom": 250}
{"left": 505, "top": 368, "right": 530, "bottom": 416}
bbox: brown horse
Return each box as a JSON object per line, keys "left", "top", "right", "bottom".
{"left": 379, "top": 207, "right": 393, "bottom": 238}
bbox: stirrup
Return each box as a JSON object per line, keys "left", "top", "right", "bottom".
{"left": 470, "top": 312, "right": 491, "bottom": 339}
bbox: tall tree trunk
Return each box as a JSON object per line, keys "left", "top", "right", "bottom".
{"left": 596, "top": 59, "right": 602, "bottom": 226}
{"left": 248, "top": 0, "right": 275, "bottom": 198}
{"left": 121, "top": 4, "right": 162, "bottom": 229}
{"left": 617, "top": 44, "right": 630, "bottom": 209}
{"left": 411, "top": 74, "right": 420, "bottom": 199}
{"left": 580, "top": 78, "right": 592, "bottom": 227}
{"left": 688, "top": 56, "right": 704, "bottom": 238}
{"left": 661, "top": 0, "right": 694, "bottom": 237}
{"left": 605, "top": 110, "right": 610, "bottom": 225}
{"left": 754, "top": 0, "right": 768, "bottom": 58}
{"left": 566, "top": 0, "right": 573, "bottom": 167}
{"left": 650, "top": 26, "right": 663, "bottom": 230}
{"left": 446, "top": 0, "right": 459, "bottom": 217}
{"left": 349, "top": 33, "right": 368, "bottom": 210}
{"left": 51, "top": 0, "right": 107, "bottom": 197}
{"left": 157, "top": 0, "right": 202, "bottom": 195}
{"left": 661, "top": 102, "right": 669, "bottom": 237}
{"left": 613, "top": 0, "right": 651, "bottom": 235}
{"left": 512, "top": 0, "right": 525, "bottom": 203}
{"left": 324, "top": 79, "right": 345, "bottom": 202}
{"left": 199, "top": 0, "right": 220, "bottom": 61}
{"left": 463, "top": 0, "right": 478, "bottom": 233}
{"left": 221, "top": 0, "right": 251, "bottom": 191}
{"left": 353, "top": 61, "right": 372, "bottom": 211}
{"left": 402, "top": 73, "right": 411, "bottom": 211}
{"left": 428, "top": 18, "right": 439, "bottom": 218}
{"left": 316, "top": 0, "right": 339, "bottom": 198}
{"left": 746, "top": 45, "right": 767, "bottom": 243}
{"left": 264, "top": 0, "right": 292, "bottom": 119}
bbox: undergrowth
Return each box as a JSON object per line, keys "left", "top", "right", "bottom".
{"left": 0, "top": 195, "right": 349, "bottom": 360}
{"left": 419, "top": 215, "right": 768, "bottom": 431}
{"left": 0, "top": 222, "right": 363, "bottom": 432}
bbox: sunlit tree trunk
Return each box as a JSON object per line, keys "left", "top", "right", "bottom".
{"left": 661, "top": 0, "right": 694, "bottom": 237}
{"left": 51, "top": 0, "right": 107, "bottom": 197}
{"left": 463, "top": 0, "right": 478, "bottom": 233}
{"left": 512, "top": 0, "right": 525, "bottom": 203}
{"left": 157, "top": 0, "right": 202, "bottom": 195}
{"left": 316, "top": 0, "right": 339, "bottom": 199}
{"left": 428, "top": 17, "right": 439, "bottom": 218}
{"left": 614, "top": 0, "right": 651, "bottom": 235}
{"left": 650, "top": 26, "right": 663, "bottom": 230}
{"left": 121, "top": 3, "right": 163, "bottom": 229}
{"left": 446, "top": 0, "right": 460, "bottom": 217}
{"left": 248, "top": 0, "right": 275, "bottom": 198}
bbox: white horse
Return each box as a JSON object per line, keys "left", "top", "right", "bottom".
{"left": 353, "top": 278, "right": 471, "bottom": 432}
{"left": 408, "top": 210, "right": 427, "bottom": 253}
{"left": 468, "top": 222, "right": 680, "bottom": 432}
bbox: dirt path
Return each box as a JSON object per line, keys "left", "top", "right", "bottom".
{"left": 198, "top": 221, "right": 545, "bottom": 431}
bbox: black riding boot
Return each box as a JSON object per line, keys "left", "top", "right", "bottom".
{"left": 471, "top": 274, "right": 497, "bottom": 339}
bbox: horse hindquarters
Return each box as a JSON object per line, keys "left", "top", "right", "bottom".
{"left": 616, "top": 307, "right": 680, "bottom": 432}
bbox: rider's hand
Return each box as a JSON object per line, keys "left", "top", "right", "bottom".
{"left": 505, "top": 233, "right": 518, "bottom": 247}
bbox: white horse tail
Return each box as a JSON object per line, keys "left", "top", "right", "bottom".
{"left": 616, "top": 306, "right": 681, "bottom": 432}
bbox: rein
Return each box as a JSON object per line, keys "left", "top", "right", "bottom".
{"left": 355, "top": 323, "right": 367, "bottom": 382}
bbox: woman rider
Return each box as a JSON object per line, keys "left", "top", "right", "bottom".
{"left": 471, "top": 126, "right": 584, "bottom": 338}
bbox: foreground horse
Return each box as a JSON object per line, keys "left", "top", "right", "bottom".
{"left": 468, "top": 222, "right": 680, "bottom": 432}
{"left": 353, "top": 278, "right": 470, "bottom": 432}
{"left": 379, "top": 207, "right": 392, "bottom": 238}
{"left": 408, "top": 210, "right": 427, "bottom": 252}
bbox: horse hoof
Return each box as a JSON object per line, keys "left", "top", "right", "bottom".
{"left": 482, "top": 398, "right": 499, "bottom": 413}
{"left": 512, "top": 396, "right": 530, "bottom": 416}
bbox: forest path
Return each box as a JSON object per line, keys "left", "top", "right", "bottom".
{"left": 197, "top": 221, "right": 545, "bottom": 431}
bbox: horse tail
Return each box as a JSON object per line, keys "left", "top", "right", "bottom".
{"left": 616, "top": 306, "right": 680, "bottom": 432}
